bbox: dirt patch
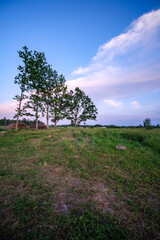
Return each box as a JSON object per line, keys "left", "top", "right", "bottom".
{"left": 92, "top": 183, "right": 115, "bottom": 214}
{"left": 61, "top": 136, "right": 74, "bottom": 141}
{"left": 42, "top": 165, "right": 120, "bottom": 215}
{"left": 28, "top": 138, "right": 42, "bottom": 144}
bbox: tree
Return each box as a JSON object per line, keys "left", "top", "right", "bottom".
{"left": 23, "top": 93, "right": 45, "bottom": 126}
{"left": 14, "top": 46, "right": 31, "bottom": 131}
{"left": 39, "top": 65, "right": 56, "bottom": 130}
{"left": 41, "top": 67, "right": 67, "bottom": 129}
{"left": 3, "top": 117, "right": 7, "bottom": 126}
{"left": 50, "top": 74, "right": 68, "bottom": 129}
{"left": 66, "top": 87, "right": 98, "bottom": 128}
{"left": 143, "top": 118, "right": 151, "bottom": 128}
{"left": 23, "top": 49, "right": 48, "bottom": 130}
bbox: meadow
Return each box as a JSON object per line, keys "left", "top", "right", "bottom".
{"left": 0, "top": 127, "right": 160, "bottom": 240}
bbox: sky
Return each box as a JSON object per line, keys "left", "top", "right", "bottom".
{"left": 0, "top": 0, "right": 160, "bottom": 125}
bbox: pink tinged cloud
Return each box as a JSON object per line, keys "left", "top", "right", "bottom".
{"left": 130, "top": 101, "right": 141, "bottom": 110}
{"left": 0, "top": 102, "right": 17, "bottom": 119}
{"left": 1, "top": 9, "right": 160, "bottom": 123}
{"left": 67, "top": 9, "right": 160, "bottom": 103}
{"left": 103, "top": 99, "right": 123, "bottom": 108}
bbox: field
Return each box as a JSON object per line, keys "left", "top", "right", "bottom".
{"left": 0, "top": 127, "right": 160, "bottom": 240}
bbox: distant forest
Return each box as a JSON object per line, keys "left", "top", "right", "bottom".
{"left": 0, "top": 118, "right": 159, "bottom": 129}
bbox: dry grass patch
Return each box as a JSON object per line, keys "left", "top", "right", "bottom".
{"left": 61, "top": 136, "right": 74, "bottom": 141}
{"left": 42, "top": 165, "right": 121, "bottom": 216}
{"left": 28, "top": 138, "right": 42, "bottom": 144}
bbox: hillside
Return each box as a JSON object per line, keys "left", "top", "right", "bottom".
{"left": 0, "top": 128, "right": 160, "bottom": 239}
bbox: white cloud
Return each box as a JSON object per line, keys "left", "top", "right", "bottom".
{"left": 1, "top": 10, "right": 160, "bottom": 124}
{"left": 66, "top": 9, "right": 160, "bottom": 124}
{"left": 93, "top": 9, "right": 160, "bottom": 61}
{"left": 104, "top": 99, "right": 123, "bottom": 108}
{"left": 67, "top": 9, "right": 160, "bottom": 100}
{"left": 72, "top": 66, "right": 90, "bottom": 75}
{"left": 130, "top": 101, "right": 141, "bottom": 109}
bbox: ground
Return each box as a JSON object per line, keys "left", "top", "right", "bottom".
{"left": 0, "top": 127, "right": 160, "bottom": 239}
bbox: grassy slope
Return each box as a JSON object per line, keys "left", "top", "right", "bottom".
{"left": 0, "top": 128, "right": 160, "bottom": 240}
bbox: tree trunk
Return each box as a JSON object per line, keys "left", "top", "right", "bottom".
{"left": 74, "top": 119, "right": 77, "bottom": 128}
{"left": 46, "top": 105, "right": 49, "bottom": 130}
{"left": 4, "top": 118, "right": 7, "bottom": 126}
{"left": 15, "top": 89, "right": 23, "bottom": 131}
{"left": 54, "top": 120, "right": 57, "bottom": 129}
{"left": 36, "top": 105, "right": 38, "bottom": 130}
{"left": 36, "top": 118, "right": 38, "bottom": 130}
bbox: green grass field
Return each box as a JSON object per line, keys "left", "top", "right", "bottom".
{"left": 0, "top": 127, "right": 160, "bottom": 239}
{"left": 0, "top": 126, "right": 5, "bottom": 131}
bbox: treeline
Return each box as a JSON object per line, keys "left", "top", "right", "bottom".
{"left": 1, "top": 118, "right": 160, "bottom": 129}
{"left": 14, "top": 46, "right": 98, "bottom": 131}
{"left": 93, "top": 124, "right": 160, "bottom": 129}
{"left": 57, "top": 124, "right": 160, "bottom": 128}
{"left": 0, "top": 118, "right": 43, "bottom": 126}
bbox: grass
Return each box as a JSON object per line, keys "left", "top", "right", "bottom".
{"left": 0, "top": 125, "right": 5, "bottom": 131}
{"left": 0, "top": 127, "right": 160, "bottom": 239}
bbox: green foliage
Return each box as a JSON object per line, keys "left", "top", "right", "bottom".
{"left": 14, "top": 46, "right": 70, "bottom": 130}
{"left": 22, "top": 48, "right": 49, "bottom": 129}
{"left": 13, "top": 46, "right": 32, "bottom": 129}
{"left": 66, "top": 87, "right": 98, "bottom": 127}
{"left": 143, "top": 118, "right": 151, "bottom": 128}
{"left": 48, "top": 73, "right": 68, "bottom": 128}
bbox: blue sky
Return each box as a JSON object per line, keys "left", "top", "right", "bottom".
{"left": 0, "top": 0, "right": 160, "bottom": 125}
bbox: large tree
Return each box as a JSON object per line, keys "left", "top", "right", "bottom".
{"left": 66, "top": 87, "right": 98, "bottom": 128}
{"left": 14, "top": 46, "right": 31, "bottom": 131}
{"left": 41, "top": 67, "right": 67, "bottom": 129}
{"left": 23, "top": 50, "right": 48, "bottom": 130}
{"left": 49, "top": 74, "right": 68, "bottom": 129}
{"left": 41, "top": 68, "right": 57, "bottom": 129}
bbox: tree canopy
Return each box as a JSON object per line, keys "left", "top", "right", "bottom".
{"left": 66, "top": 87, "right": 98, "bottom": 128}
{"left": 14, "top": 46, "right": 98, "bottom": 129}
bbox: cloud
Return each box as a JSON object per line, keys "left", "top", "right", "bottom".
{"left": 70, "top": 10, "right": 160, "bottom": 81}
{"left": 0, "top": 101, "right": 17, "bottom": 119}
{"left": 0, "top": 9, "right": 160, "bottom": 125}
{"left": 67, "top": 9, "right": 160, "bottom": 108}
{"left": 93, "top": 9, "right": 160, "bottom": 61}
{"left": 66, "top": 9, "right": 160, "bottom": 124}
{"left": 130, "top": 101, "right": 141, "bottom": 110}
{"left": 104, "top": 99, "right": 123, "bottom": 108}
{"left": 72, "top": 66, "right": 90, "bottom": 75}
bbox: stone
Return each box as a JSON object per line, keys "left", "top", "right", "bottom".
{"left": 0, "top": 131, "right": 5, "bottom": 135}
{"left": 116, "top": 145, "right": 126, "bottom": 150}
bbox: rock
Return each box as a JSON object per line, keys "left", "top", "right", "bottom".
{"left": 116, "top": 145, "right": 126, "bottom": 150}
{"left": 0, "top": 131, "right": 5, "bottom": 135}
{"left": 43, "top": 161, "right": 48, "bottom": 166}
